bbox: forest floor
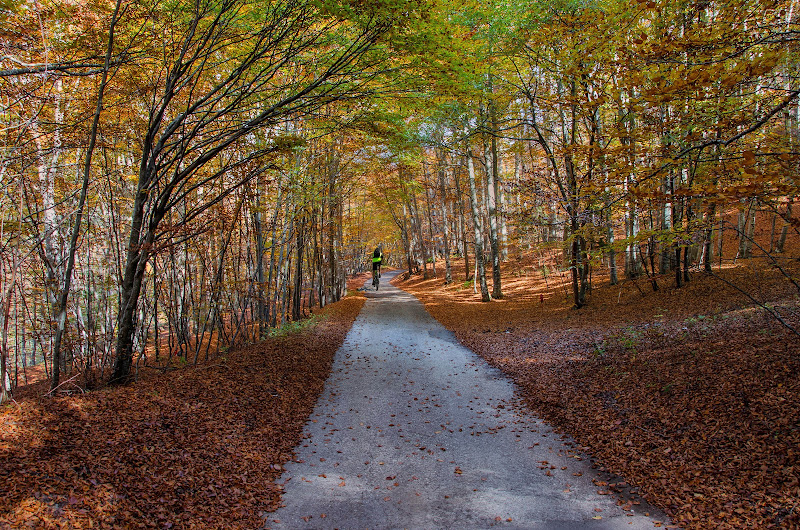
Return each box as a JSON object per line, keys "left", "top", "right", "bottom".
{"left": 0, "top": 283, "right": 367, "bottom": 529}
{"left": 2, "top": 256, "right": 798, "bottom": 529}
{"left": 395, "top": 253, "right": 800, "bottom": 529}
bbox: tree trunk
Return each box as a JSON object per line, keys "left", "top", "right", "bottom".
{"left": 467, "top": 148, "right": 490, "bottom": 302}
{"left": 487, "top": 100, "right": 503, "bottom": 299}
{"left": 402, "top": 205, "right": 414, "bottom": 277}
{"left": 111, "top": 164, "right": 161, "bottom": 383}
{"left": 252, "top": 197, "right": 266, "bottom": 333}
{"left": 566, "top": 78, "right": 584, "bottom": 308}
{"left": 673, "top": 183, "right": 683, "bottom": 288}
{"left": 437, "top": 158, "right": 452, "bottom": 284}
{"left": 498, "top": 162, "right": 508, "bottom": 262}
{"left": 410, "top": 187, "right": 429, "bottom": 279}
{"left": 292, "top": 216, "right": 305, "bottom": 322}
{"left": 660, "top": 171, "right": 674, "bottom": 274}
{"left": 1, "top": 280, "right": 13, "bottom": 404}
{"left": 607, "top": 205, "right": 618, "bottom": 285}
{"left": 328, "top": 157, "right": 341, "bottom": 303}
{"left": 702, "top": 203, "right": 716, "bottom": 273}
{"left": 453, "top": 164, "right": 471, "bottom": 280}
{"left": 777, "top": 201, "right": 792, "bottom": 253}
{"left": 737, "top": 199, "right": 756, "bottom": 260}
{"left": 422, "top": 162, "right": 438, "bottom": 278}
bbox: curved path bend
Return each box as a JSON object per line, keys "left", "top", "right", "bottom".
{"left": 269, "top": 271, "right": 668, "bottom": 529}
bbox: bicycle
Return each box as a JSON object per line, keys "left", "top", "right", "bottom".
{"left": 371, "top": 244, "right": 383, "bottom": 291}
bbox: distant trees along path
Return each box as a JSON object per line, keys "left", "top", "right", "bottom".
{"left": 1, "top": 0, "right": 797, "bottom": 400}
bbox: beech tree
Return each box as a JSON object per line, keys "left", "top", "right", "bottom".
{"left": 109, "top": 0, "right": 414, "bottom": 382}
{"left": 1, "top": 0, "right": 797, "bottom": 400}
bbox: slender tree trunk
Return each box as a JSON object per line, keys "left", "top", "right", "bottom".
{"left": 737, "top": 199, "right": 756, "bottom": 260}
{"left": 53, "top": 0, "right": 121, "bottom": 389}
{"left": 569, "top": 223, "right": 581, "bottom": 307}
{"left": 744, "top": 203, "right": 757, "bottom": 258}
{"left": 702, "top": 204, "right": 716, "bottom": 273}
{"left": 619, "top": 98, "right": 641, "bottom": 280}
{"left": 660, "top": 171, "right": 674, "bottom": 274}
{"left": 642, "top": 238, "right": 659, "bottom": 291}
{"left": 112, "top": 222, "right": 152, "bottom": 383}
{"left": 437, "top": 159, "right": 452, "bottom": 284}
{"left": 566, "top": 78, "right": 584, "bottom": 308}
{"left": 422, "top": 162, "right": 438, "bottom": 278}
{"left": 251, "top": 183, "right": 266, "bottom": 334}
{"left": 673, "top": 174, "right": 683, "bottom": 288}
{"left": 454, "top": 164, "right": 471, "bottom": 280}
{"left": 777, "top": 201, "right": 792, "bottom": 253}
{"left": 487, "top": 101, "right": 503, "bottom": 299}
{"left": 32, "top": 94, "right": 62, "bottom": 376}
{"left": 266, "top": 174, "right": 286, "bottom": 321}
{"left": 683, "top": 208, "right": 693, "bottom": 284}
{"left": 579, "top": 235, "right": 590, "bottom": 300}
{"left": 292, "top": 216, "right": 305, "bottom": 322}
{"left": 467, "top": 148, "right": 490, "bottom": 302}
{"left": 410, "top": 184, "right": 429, "bottom": 279}
{"left": 327, "top": 152, "right": 344, "bottom": 303}
{"left": 498, "top": 166, "right": 508, "bottom": 262}
{"left": 1, "top": 280, "right": 13, "bottom": 404}
{"left": 401, "top": 204, "right": 414, "bottom": 276}
{"left": 683, "top": 246, "right": 691, "bottom": 284}
{"left": 607, "top": 206, "right": 618, "bottom": 285}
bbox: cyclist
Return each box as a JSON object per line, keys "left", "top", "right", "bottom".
{"left": 371, "top": 244, "right": 383, "bottom": 290}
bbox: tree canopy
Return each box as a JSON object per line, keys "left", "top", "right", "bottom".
{"left": 1, "top": 0, "right": 797, "bottom": 394}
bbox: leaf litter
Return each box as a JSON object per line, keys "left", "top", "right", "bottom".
{"left": 0, "top": 283, "right": 367, "bottom": 529}
{"left": 397, "top": 254, "right": 800, "bottom": 530}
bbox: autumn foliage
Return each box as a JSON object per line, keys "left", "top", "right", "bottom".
{"left": 1, "top": 0, "right": 799, "bottom": 526}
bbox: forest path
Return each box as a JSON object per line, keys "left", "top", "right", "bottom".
{"left": 268, "top": 271, "right": 667, "bottom": 529}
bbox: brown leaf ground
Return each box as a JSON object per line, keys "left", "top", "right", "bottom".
{"left": 396, "top": 251, "right": 800, "bottom": 529}
{"left": 3, "top": 247, "right": 799, "bottom": 530}
{"left": 0, "top": 281, "right": 368, "bottom": 529}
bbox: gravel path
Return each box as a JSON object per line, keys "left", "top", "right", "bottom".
{"left": 268, "top": 271, "right": 668, "bottom": 529}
